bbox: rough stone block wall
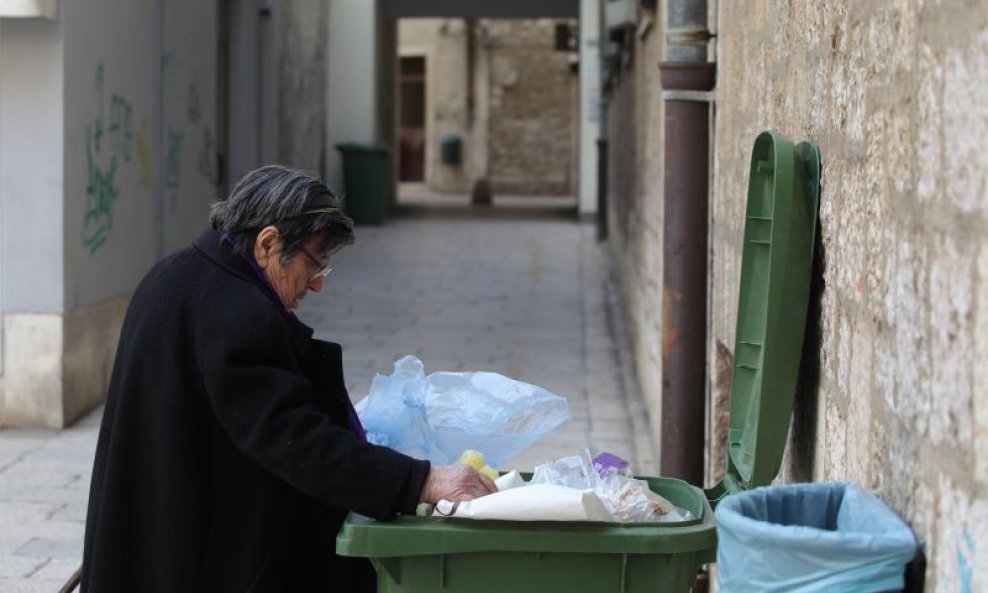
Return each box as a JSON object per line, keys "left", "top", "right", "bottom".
{"left": 605, "top": 14, "right": 667, "bottom": 457}
{"left": 487, "top": 19, "right": 579, "bottom": 196}
{"left": 399, "top": 19, "right": 579, "bottom": 196}
{"left": 712, "top": 1, "right": 988, "bottom": 590}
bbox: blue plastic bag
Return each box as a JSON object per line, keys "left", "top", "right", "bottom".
{"left": 716, "top": 482, "right": 917, "bottom": 593}
{"left": 355, "top": 355, "right": 571, "bottom": 466}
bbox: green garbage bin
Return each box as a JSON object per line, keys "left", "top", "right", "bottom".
{"left": 337, "top": 131, "right": 822, "bottom": 593}
{"left": 336, "top": 142, "right": 390, "bottom": 225}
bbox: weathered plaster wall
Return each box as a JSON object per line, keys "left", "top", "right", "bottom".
{"left": 578, "top": 0, "right": 601, "bottom": 216}
{"left": 0, "top": 15, "right": 66, "bottom": 427}
{"left": 0, "top": 16, "right": 64, "bottom": 314}
{"left": 1, "top": 1, "right": 329, "bottom": 427}
{"left": 710, "top": 1, "right": 987, "bottom": 590}
{"left": 275, "top": 0, "right": 327, "bottom": 174}
{"left": 62, "top": 0, "right": 219, "bottom": 307}
{"left": 62, "top": 0, "right": 156, "bottom": 309}
{"left": 162, "top": 0, "right": 220, "bottom": 251}
{"left": 56, "top": 0, "right": 219, "bottom": 426}
{"left": 604, "top": 12, "right": 667, "bottom": 463}
{"left": 326, "top": 0, "right": 377, "bottom": 194}
{"left": 0, "top": 16, "right": 65, "bottom": 426}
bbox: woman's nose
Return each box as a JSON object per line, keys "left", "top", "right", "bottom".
{"left": 308, "top": 275, "right": 325, "bottom": 292}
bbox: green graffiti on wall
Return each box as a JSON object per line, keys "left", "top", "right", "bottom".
{"left": 109, "top": 93, "right": 133, "bottom": 162}
{"left": 82, "top": 63, "right": 134, "bottom": 254}
{"left": 82, "top": 124, "right": 119, "bottom": 254}
{"left": 166, "top": 127, "right": 185, "bottom": 211}
{"left": 187, "top": 84, "right": 201, "bottom": 125}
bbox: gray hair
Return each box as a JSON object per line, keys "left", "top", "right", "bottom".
{"left": 210, "top": 165, "right": 354, "bottom": 261}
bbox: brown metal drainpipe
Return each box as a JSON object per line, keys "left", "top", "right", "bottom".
{"left": 657, "top": 59, "right": 715, "bottom": 486}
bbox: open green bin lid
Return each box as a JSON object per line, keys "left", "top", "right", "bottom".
{"left": 715, "top": 131, "right": 821, "bottom": 498}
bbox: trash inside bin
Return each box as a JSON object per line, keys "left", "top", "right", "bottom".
{"left": 336, "top": 131, "right": 822, "bottom": 593}
{"left": 336, "top": 142, "right": 389, "bottom": 225}
{"left": 338, "top": 476, "right": 717, "bottom": 593}
{"left": 716, "top": 482, "right": 918, "bottom": 593}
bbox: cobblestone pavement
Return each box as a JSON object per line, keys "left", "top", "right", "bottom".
{"left": 0, "top": 209, "right": 654, "bottom": 591}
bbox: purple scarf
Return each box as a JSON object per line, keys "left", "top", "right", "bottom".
{"left": 221, "top": 232, "right": 367, "bottom": 441}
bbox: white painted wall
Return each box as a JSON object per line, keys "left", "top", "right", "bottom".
{"left": 1, "top": 21, "right": 3, "bottom": 372}
{"left": 62, "top": 0, "right": 156, "bottom": 309}
{"left": 326, "top": 0, "right": 378, "bottom": 193}
{"left": 578, "top": 0, "right": 600, "bottom": 215}
{"left": 0, "top": 0, "right": 327, "bottom": 425}
{"left": 0, "top": 17, "right": 64, "bottom": 313}
{"left": 228, "top": 0, "right": 262, "bottom": 182}
{"left": 0, "top": 15, "right": 66, "bottom": 425}
{"left": 61, "top": 0, "right": 220, "bottom": 309}
{"left": 163, "top": 0, "right": 219, "bottom": 251}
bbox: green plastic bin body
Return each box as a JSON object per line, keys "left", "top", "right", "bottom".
{"left": 336, "top": 131, "right": 822, "bottom": 593}
{"left": 336, "top": 142, "right": 389, "bottom": 225}
{"left": 337, "top": 477, "right": 717, "bottom": 593}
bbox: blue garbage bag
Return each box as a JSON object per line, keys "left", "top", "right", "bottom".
{"left": 716, "top": 482, "right": 917, "bottom": 593}
{"left": 355, "top": 355, "right": 571, "bottom": 466}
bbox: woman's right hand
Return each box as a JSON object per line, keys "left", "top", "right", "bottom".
{"left": 420, "top": 465, "right": 498, "bottom": 503}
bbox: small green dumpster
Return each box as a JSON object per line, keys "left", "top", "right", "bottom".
{"left": 336, "top": 142, "right": 390, "bottom": 225}
{"left": 337, "top": 131, "right": 822, "bottom": 593}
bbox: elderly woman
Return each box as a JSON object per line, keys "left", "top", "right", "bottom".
{"left": 82, "top": 166, "right": 496, "bottom": 593}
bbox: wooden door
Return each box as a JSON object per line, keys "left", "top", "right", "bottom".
{"left": 398, "top": 56, "right": 426, "bottom": 182}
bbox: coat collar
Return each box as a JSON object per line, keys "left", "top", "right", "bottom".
{"left": 193, "top": 228, "right": 314, "bottom": 355}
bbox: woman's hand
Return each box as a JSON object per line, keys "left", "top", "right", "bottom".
{"left": 420, "top": 465, "right": 498, "bottom": 503}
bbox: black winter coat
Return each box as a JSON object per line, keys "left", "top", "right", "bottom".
{"left": 81, "top": 229, "right": 430, "bottom": 593}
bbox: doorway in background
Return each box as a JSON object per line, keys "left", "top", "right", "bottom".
{"left": 398, "top": 55, "right": 426, "bottom": 182}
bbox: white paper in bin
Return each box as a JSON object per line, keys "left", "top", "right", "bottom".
{"left": 435, "top": 483, "right": 614, "bottom": 522}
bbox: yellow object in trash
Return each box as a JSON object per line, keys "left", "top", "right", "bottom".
{"left": 457, "top": 449, "right": 499, "bottom": 480}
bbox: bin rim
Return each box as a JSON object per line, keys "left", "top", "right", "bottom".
{"left": 714, "top": 481, "right": 917, "bottom": 553}
{"left": 338, "top": 509, "right": 717, "bottom": 558}
{"left": 338, "top": 481, "right": 718, "bottom": 559}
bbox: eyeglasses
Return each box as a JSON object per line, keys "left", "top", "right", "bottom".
{"left": 297, "top": 246, "right": 333, "bottom": 280}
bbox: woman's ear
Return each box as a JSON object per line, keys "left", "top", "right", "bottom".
{"left": 253, "top": 226, "right": 280, "bottom": 269}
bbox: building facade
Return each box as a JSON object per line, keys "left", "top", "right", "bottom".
{"left": 0, "top": 0, "right": 329, "bottom": 428}
{"left": 604, "top": 1, "right": 987, "bottom": 590}
{"left": 398, "top": 18, "right": 580, "bottom": 196}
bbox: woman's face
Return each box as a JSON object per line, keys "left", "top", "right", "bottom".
{"left": 253, "top": 227, "right": 329, "bottom": 310}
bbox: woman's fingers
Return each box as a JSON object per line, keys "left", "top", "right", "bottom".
{"left": 421, "top": 464, "right": 499, "bottom": 503}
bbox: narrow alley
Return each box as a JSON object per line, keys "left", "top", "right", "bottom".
{"left": 0, "top": 210, "right": 654, "bottom": 592}
{"left": 1, "top": 0, "right": 985, "bottom": 590}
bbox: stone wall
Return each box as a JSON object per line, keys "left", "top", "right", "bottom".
{"left": 486, "top": 20, "right": 579, "bottom": 196}
{"left": 604, "top": 11, "right": 668, "bottom": 473}
{"left": 605, "top": 1, "right": 987, "bottom": 589}
{"left": 398, "top": 18, "right": 579, "bottom": 196}
{"left": 713, "top": 2, "right": 987, "bottom": 590}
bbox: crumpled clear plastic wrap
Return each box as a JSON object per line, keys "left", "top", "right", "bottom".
{"left": 355, "top": 355, "right": 570, "bottom": 465}
{"left": 531, "top": 451, "right": 693, "bottom": 523}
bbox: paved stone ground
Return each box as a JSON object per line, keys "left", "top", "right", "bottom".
{"left": 0, "top": 209, "right": 654, "bottom": 591}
